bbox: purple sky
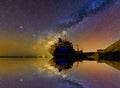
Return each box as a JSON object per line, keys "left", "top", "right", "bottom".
{"left": 0, "top": 0, "right": 119, "bottom": 55}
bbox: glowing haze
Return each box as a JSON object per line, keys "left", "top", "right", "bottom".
{"left": 0, "top": 0, "right": 119, "bottom": 56}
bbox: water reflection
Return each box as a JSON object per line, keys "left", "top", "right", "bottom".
{"left": 0, "top": 58, "right": 84, "bottom": 88}
{"left": 47, "top": 57, "right": 120, "bottom": 88}
{"left": 48, "top": 57, "right": 83, "bottom": 72}
{"left": 0, "top": 57, "right": 120, "bottom": 88}
{"left": 48, "top": 57, "right": 120, "bottom": 72}
{"left": 98, "top": 60, "right": 120, "bottom": 71}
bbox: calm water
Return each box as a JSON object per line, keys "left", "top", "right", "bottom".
{"left": 0, "top": 58, "right": 120, "bottom": 88}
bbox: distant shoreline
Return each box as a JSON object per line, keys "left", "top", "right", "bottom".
{"left": 0, "top": 56, "right": 47, "bottom": 58}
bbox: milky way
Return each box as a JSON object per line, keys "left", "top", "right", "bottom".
{"left": 61, "top": 0, "right": 116, "bottom": 28}
{"left": 0, "top": 0, "right": 119, "bottom": 55}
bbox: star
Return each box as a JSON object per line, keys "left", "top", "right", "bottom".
{"left": 19, "top": 26, "right": 24, "bottom": 29}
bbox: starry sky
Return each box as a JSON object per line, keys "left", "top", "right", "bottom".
{"left": 0, "top": 0, "right": 120, "bottom": 56}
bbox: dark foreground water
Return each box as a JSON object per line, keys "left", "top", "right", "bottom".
{"left": 0, "top": 58, "right": 120, "bottom": 88}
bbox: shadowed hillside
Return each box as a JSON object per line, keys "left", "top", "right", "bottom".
{"left": 104, "top": 40, "right": 120, "bottom": 52}
{"left": 99, "top": 40, "right": 120, "bottom": 61}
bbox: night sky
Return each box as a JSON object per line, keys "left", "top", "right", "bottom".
{"left": 0, "top": 0, "right": 120, "bottom": 56}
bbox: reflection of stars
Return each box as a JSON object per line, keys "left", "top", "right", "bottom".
{"left": 19, "top": 78, "right": 23, "bottom": 82}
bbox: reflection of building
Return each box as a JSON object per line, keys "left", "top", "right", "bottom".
{"left": 48, "top": 58, "right": 76, "bottom": 72}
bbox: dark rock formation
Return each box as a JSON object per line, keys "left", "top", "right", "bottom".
{"left": 104, "top": 40, "right": 120, "bottom": 52}
{"left": 99, "top": 40, "right": 120, "bottom": 61}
